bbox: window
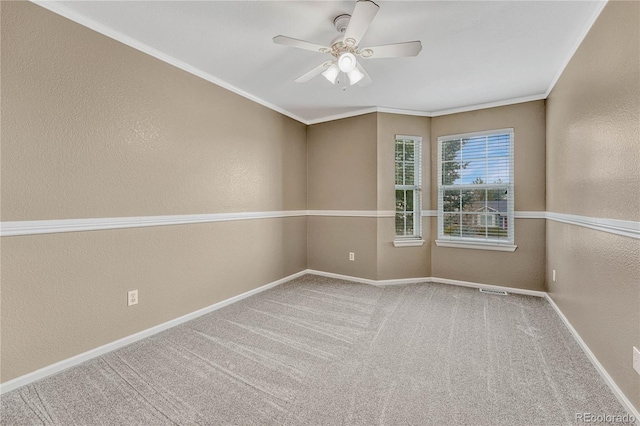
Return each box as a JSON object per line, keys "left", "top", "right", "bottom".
{"left": 436, "top": 129, "right": 515, "bottom": 251}
{"left": 395, "top": 135, "right": 422, "bottom": 245}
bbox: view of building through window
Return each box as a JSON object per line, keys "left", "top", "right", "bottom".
{"left": 438, "top": 130, "right": 514, "bottom": 244}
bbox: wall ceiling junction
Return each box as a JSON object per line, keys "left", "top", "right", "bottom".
{"left": 36, "top": 0, "right": 606, "bottom": 124}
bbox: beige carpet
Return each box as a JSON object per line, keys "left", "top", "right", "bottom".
{"left": 0, "top": 274, "right": 630, "bottom": 425}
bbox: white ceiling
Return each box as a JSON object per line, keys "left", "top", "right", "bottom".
{"left": 39, "top": 1, "right": 606, "bottom": 124}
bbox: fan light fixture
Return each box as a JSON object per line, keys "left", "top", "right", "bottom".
{"left": 337, "top": 52, "right": 357, "bottom": 73}
{"left": 323, "top": 53, "right": 363, "bottom": 86}
{"left": 322, "top": 64, "right": 340, "bottom": 84}
{"left": 348, "top": 67, "right": 364, "bottom": 85}
{"left": 322, "top": 61, "right": 363, "bottom": 86}
{"left": 273, "top": 0, "right": 423, "bottom": 88}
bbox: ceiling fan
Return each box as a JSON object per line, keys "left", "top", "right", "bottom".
{"left": 273, "top": 0, "right": 422, "bottom": 87}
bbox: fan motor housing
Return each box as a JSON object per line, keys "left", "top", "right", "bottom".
{"left": 333, "top": 14, "right": 351, "bottom": 33}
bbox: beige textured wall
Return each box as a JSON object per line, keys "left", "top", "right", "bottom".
{"left": 307, "top": 114, "right": 378, "bottom": 211}
{"left": 546, "top": 3, "right": 640, "bottom": 222}
{"left": 376, "top": 113, "right": 431, "bottom": 280}
{"left": 430, "top": 101, "right": 546, "bottom": 290}
{"left": 430, "top": 219, "right": 546, "bottom": 290}
{"left": 307, "top": 113, "right": 433, "bottom": 281}
{"left": 306, "top": 114, "right": 379, "bottom": 278}
{"left": 1, "top": 219, "right": 307, "bottom": 381}
{"left": 4, "top": 2, "right": 637, "bottom": 409}
{"left": 307, "top": 217, "right": 378, "bottom": 280}
{"left": 2, "top": 3, "right": 307, "bottom": 221}
{"left": 546, "top": 0, "right": 640, "bottom": 410}
{"left": 1, "top": 2, "right": 307, "bottom": 382}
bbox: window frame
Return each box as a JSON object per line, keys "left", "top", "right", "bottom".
{"left": 394, "top": 135, "right": 424, "bottom": 247}
{"left": 436, "top": 128, "right": 516, "bottom": 252}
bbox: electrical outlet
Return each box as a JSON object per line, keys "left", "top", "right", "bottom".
{"left": 552, "top": 269, "right": 556, "bottom": 282}
{"left": 633, "top": 347, "right": 640, "bottom": 375}
{"left": 349, "top": 252, "right": 355, "bottom": 261}
{"left": 128, "top": 290, "right": 138, "bottom": 306}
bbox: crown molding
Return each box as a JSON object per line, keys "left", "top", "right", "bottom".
{"left": 304, "top": 107, "right": 379, "bottom": 125}
{"left": 304, "top": 95, "right": 549, "bottom": 125}
{"left": 544, "top": 0, "right": 609, "bottom": 98}
{"left": 29, "top": 0, "right": 309, "bottom": 125}
{"left": 30, "top": 1, "right": 587, "bottom": 128}
{"left": 427, "top": 94, "right": 547, "bottom": 117}
{"left": 375, "top": 107, "right": 432, "bottom": 118}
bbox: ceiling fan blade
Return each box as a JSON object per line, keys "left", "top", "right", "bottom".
{"left": 343, "top": 0, "right": 379, "bottom": 47}
{"left": 359, "top": 41, "right": 422, "bottom": 59}
{"left": 273, "top": 35, "right": 331, "bottom": 54}
{"left": 356, "top": 62, "right": 373, "bottom": 87}
{"left": 295, "top": 61, "right": 333, "bottom": 83}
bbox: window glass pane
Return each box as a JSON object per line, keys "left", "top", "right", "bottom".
{"left": 395, "top": 141, "right": 403, "bottom": 185}
{"left": 441, "top": 161, "right": 461, "bottom": 185}
{"left": 405, "top": 213, "right": 414, "bottom": 235}
{"left": 396, "top": 189, "right": 405, "bottom": 212}
{"left": 461, "top": 214, "right": 483, "bottom": 238}
{"left": 460, "top": 137, "right": 486, "bottom": 160}
{"left": 442, "top": 213, "right": 461, "bottom": 236}
{"left": 396, "top": 190, "right": 415, "bottom": 213}
{"left": 442, "top": 189, "right": 461, "bottom": 212}
{"left": 395, "top": 213, "right": 415, "bottom": 236}
{"left": 395, "top": 136, "right": 421, "bottom": 238}
{"left": 441, "top": 139, "right": 461, "bottom": 162}
{"left": 404, "top": 142, "right": 414, "bottom": 163}
{"left": 396, "top": 213, "right": 413, "bottom": 236}
{"left": 441, "top": 139, "right": 464, "bottom": 185}
{"left": 405, "top": 190, "right": 414, "bottom": 211}
{"left": 487, "top": 224, "right": 509, "bottom": 240}
{"left": 487, "top": 188, "right": 507, "bottom": 205}
{"left": 395, "top": 166, "right": 403, "bottom": 186}
{"left": 395, "top": 213, "right": 405, "bottom": 235}
{"left": 487, "top": 158, "right": 510, "bottom": 183}
{"left": 438, "top": 130, "right": 513, "bottom": 244}
{"left": 459, "top": 158, "right": 487, "bottom": 184}
{"left": 404, "top": 162, "right": 414, "bottom": 185}
{"left": 395, "top": 140, "right": 403, "bottom": 161}
{"left": 460, "top": 188, "right": 482, "bottom": 212}
{"left": 487, "top": 134, "right": 510, "bottom": 157}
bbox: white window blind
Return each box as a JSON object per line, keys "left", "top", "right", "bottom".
{"left": 437, "top": 129, "right": 514, "bottom": 247}
{"left": 395, "top": 135, "right": 422, "bottom": 239}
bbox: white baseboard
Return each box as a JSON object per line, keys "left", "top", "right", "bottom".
{"left": 0, "top": 270, "right": 307, "bottom": 395}
{"left": 308, "top": 270, "right": 638, "bottom": 420}
{"left": 304, "top": 269, "right": 381, "bottom": 285}
{"left": 430, "top": 276, "right": 547, "bottom": 298}
{"left": 305, "top": 269, "right": 430, "bottom": 286}
{"left": 545, "top": 294, "right": 640, "bottom": 424}
{"left": 305, "top": 269, "right": 546, "bottom": 297}
{"left": 3, "top": 269, "right": 637, "bottom": 424}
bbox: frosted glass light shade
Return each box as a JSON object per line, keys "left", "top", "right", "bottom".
{"left": 322, "top": 64, "right": 340, "bottom": 84}
{"left": 348, "top": 67, "right": 364, "bottom": 85}
{"left": 337, "top": 52, "right": 357, "bottom": 73}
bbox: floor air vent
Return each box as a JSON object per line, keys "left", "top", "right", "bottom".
{"left": 479, "top": 288, "right": 508, "bottom": 296}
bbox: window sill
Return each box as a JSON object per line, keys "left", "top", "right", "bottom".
{"left": 435, "top": 240, "right": 517, "bottom": 252}
{"left": 393, "top": 239, "right": 425, "bottom": 247}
